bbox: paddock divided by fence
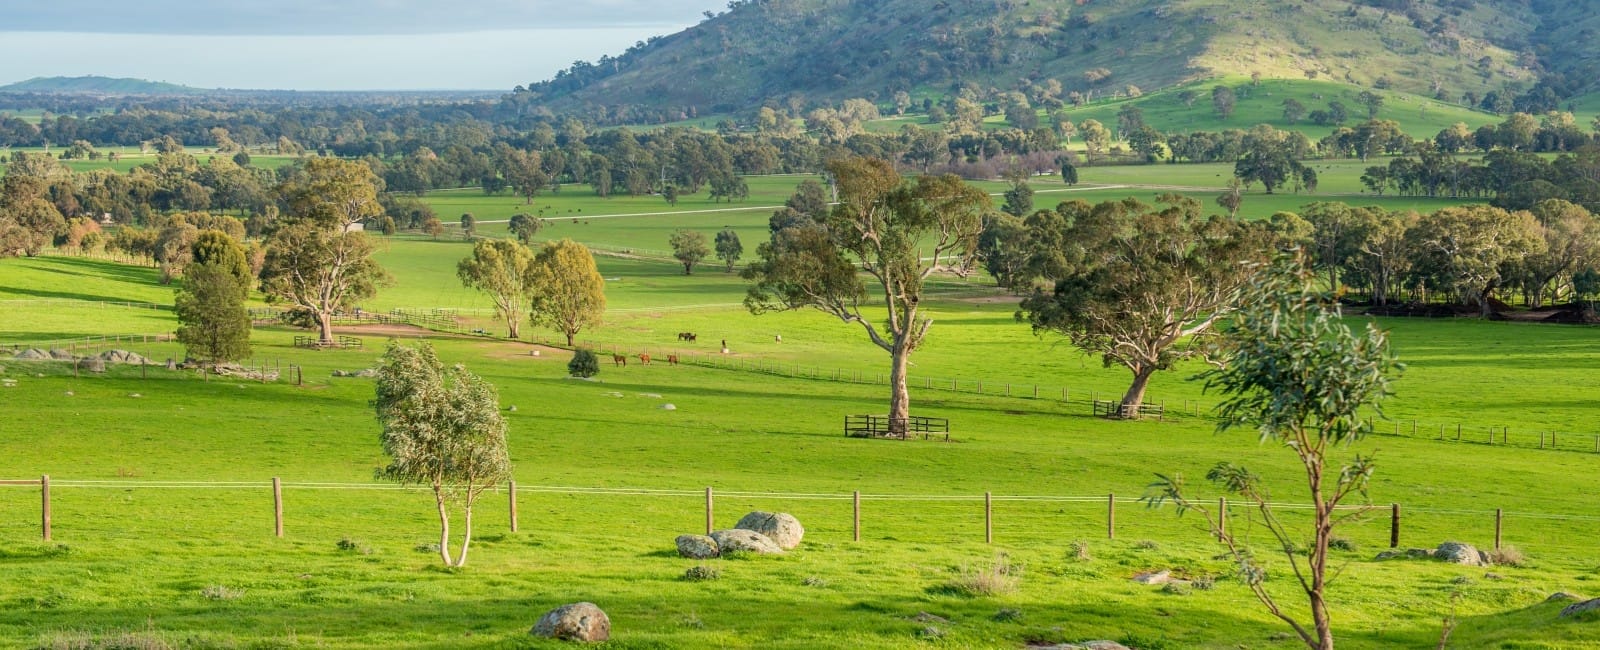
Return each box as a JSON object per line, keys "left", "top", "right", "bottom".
{"left": 3, "top": 477, "right": 1594, "bottom": 563}
{"left": 546, "top": 335, "right": 1600, "bottom": 458}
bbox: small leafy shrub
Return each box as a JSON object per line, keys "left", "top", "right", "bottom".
{"left": 992, "top": 607, "right": 1024, "bottom": 622}
{"left": 1450, "top": 575, "right": 1473, "bottom": 585}
{"left": 200, "top": 585, "right": 245, "bottom": 601}
{"left": 336, "top": 537, "right": 373, "bottom": 554}
{"left": 1191, "top": 574, "right": 1217, "bottom": 591}
{"left": 949, "top": 554, "right": 1021, "bottom": 597}
{"left": 1161, "top": 581, "right": 1191, "bottom": 596}
{"left": 802, "top": 575, "right": 829, "bottom": 587}
{"left": 1328, "top": 536, "right": 1357, "bottom": 552}
{"left": 1489, "top": 546, "right": 1526, "bottom": 567}
{"left": 916, "top": 626, "right": 945, "bottom": 640}
{"left": 1069, "top": 540, "right": 1091, "bottom": 561}
{"left": 1135, "top": 539, "right": 1160, "bottom": 551}
{"left": 568, "top": 349, "right": 600, "bottom": 378}
{"left": 682, "top": 565, "right": 721, "bottom": 582}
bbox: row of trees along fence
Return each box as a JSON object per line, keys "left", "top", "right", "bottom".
{"left": 4, "top": 478, "right": 1589, "bottom": 560}
{"left": 546, "top": 335, "right": 1600, "bottom": 457}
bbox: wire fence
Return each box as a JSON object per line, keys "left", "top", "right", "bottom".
{"left": 2, "top": 478, "right": 1593, "bottom": 561}
{"left": 543, "top": 335, "right": 1600, "bottom": 458}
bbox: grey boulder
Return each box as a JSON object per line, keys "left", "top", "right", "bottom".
{"left": 675, "top": 534, "right": 719, "bottom": 559}
{"left": 734, "top": 511, "right": 804, "bottom": 550}
{"left": 530, "top": 602, "right": 610, "bottom": 642}
{"left": 709, "top": 528, "right": 783, "bottom": 555}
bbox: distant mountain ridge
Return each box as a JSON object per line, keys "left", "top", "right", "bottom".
{"left": 0, "top": 76, "right": 204, "bottom": 95}
{"left": 521, "top": 0, "right": 1593, "bottom": 119}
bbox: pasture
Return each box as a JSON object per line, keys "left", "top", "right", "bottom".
{"left": 7, "top": 194, "right": 1600, "bottom": 647}
{"left": 0, "top": 164, "right": 1587, "bottom": 646}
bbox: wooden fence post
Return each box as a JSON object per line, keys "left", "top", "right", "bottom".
{"left": 1494, "top": 508, "right": 1502, "bottom": 550}
{"left": 1217, "top": 497, "right": 1227, "bottom": 541}
{"left": 1390, "top": 503, "right": 1400, "bottom": 548}
{"left": 1107, "top": 493, "right": 1116, "bottom": 540}
{"left": 984, "top": 492, "right": 993, "bottom": 544}
{"left": 272, "top": 477, "right": 283, "bottom": 538}
{"left": 508, "top": 480, "right": 519, "bottom": 533}
{"left": 853, "top": 490, "right": 861, "bottom": 542}
{"left": 41, "top": 475, "right": 51, "bottom": 542}
{"left": 705, "top": 487, "right": 714, "bottom": 535}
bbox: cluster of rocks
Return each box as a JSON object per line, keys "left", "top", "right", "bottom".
{"left": 330, "top": 368, "right": 378, "bottom": 378}
{"left": 675, "top": 511, "right": 804, "bottom": 559}
{"left": 1375, "top": 541, "right": 1488, "bottom": 566}
{"left": 208, "top": 363, "right": 281, "bottom": 381}
{"left": 12, "top": 348, "right": 77, "bottom": 361}
{"left": 9, "top": 348, "right": 155, "bottom": 373}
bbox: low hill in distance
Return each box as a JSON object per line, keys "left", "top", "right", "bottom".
{"left": 0, "top": 75, "right": 205, "bottom": 95}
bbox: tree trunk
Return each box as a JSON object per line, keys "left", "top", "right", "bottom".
{"left": 565, "top": 331, "right": 575, "bottom": 347}
{"left": 455, "top": 500, "right": 475, "bottom": 568}
{"left": 1120, "top": 365, "right": 1156, "bottom": 419}
{"left": 1309, "top": 468, "right": 1335, "bottom": 650}
{"left": 433, "top": 486, "right": 454, "bottom": 566}
{"left": 317, "top": 311, "right": 335, "bottom": 344}
{"left": 684, "top": 263, "right": 693, "bottom": 275}
{"left": 888, "top": 343, "right": 911, "bottom": 437}
{"left": 507, "top": 318, "right": 520, "bottom": 340}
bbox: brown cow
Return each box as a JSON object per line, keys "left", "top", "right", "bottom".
{"left": 612, "top": 354, "right": 627, "bottom": 366}
{"left": 666, "top": 354, "right": 679, "bottom": 365}
{"left": 638, "top": 353, "right": 652, "bottom": 365}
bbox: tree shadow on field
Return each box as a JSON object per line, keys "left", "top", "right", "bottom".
{"left": 22, "top": 255, "right": 163, "bottom": 285}
{"left": 0, "top": 585, "right": 1489, "bottom": 648}
{"left": 0, "top": 284, "right": 165, "bottom": 305}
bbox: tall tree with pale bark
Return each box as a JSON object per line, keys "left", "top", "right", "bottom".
{"left": 744, "top": 156, "right": 988, "bottom": 434}
{"left": 1020, "top": 195, "right": 1270, "bottom": 417}
{"left": 458, "top": 239, "right": 535, "bottom": 338}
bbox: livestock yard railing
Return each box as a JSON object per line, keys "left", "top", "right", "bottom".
{"left": 4, "top": 477, "right": 1597, "bottom": 562}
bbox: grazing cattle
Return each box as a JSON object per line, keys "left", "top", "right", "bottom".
{"left": 638, "top": 353, "right": 652, "bottom": 365}
{"left": 666, "top": 354, "right": 679, "bottom": 365}
{"left": 774, "top": 334, "right": 782, "bottom": 343}
{"left": 612, "top": 354, "right": 627, "bottom": 366}
{"left": 677, "top": 332, "right": 698, "bottom": 342}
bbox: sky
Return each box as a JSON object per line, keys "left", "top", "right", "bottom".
{"left": 0, "top": 1, "right": 727, "bottom": 91}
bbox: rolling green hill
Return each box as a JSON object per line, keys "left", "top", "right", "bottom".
{"left": 0, "top": 75, "right": 203, "bottom": 95}
{"left": 529, "top": 0, "right": 1564, "bottom": 117}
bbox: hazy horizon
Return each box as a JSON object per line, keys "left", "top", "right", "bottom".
{"left": 0, "top": 1, "right": 723, "bottom": 91}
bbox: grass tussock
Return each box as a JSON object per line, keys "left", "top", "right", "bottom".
{"left": 1489, "top": 546, "right": 1528, "bottom": 567}
{"left": 948, "top": 554, "right": 1022, "bottom": 597}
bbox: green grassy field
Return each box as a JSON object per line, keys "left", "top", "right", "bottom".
{"left": 860, "top": 79, "right": 1502, "bottom": 144}
{"left": 0, "top": 148, "right": 303, "bottom": 175}
{"left": 7, "top": 206, "right": 1600, "bottom": 647}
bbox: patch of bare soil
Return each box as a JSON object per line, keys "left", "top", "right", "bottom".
{"left": 332, "top": 323, "right": 438, "bottom": 338}
{"left": 477, "top": 342, "right": 568, "bottom": 361}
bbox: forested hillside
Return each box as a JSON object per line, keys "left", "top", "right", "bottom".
{"left": 517, "top": 0, "right": 1587, "bottom": 123}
